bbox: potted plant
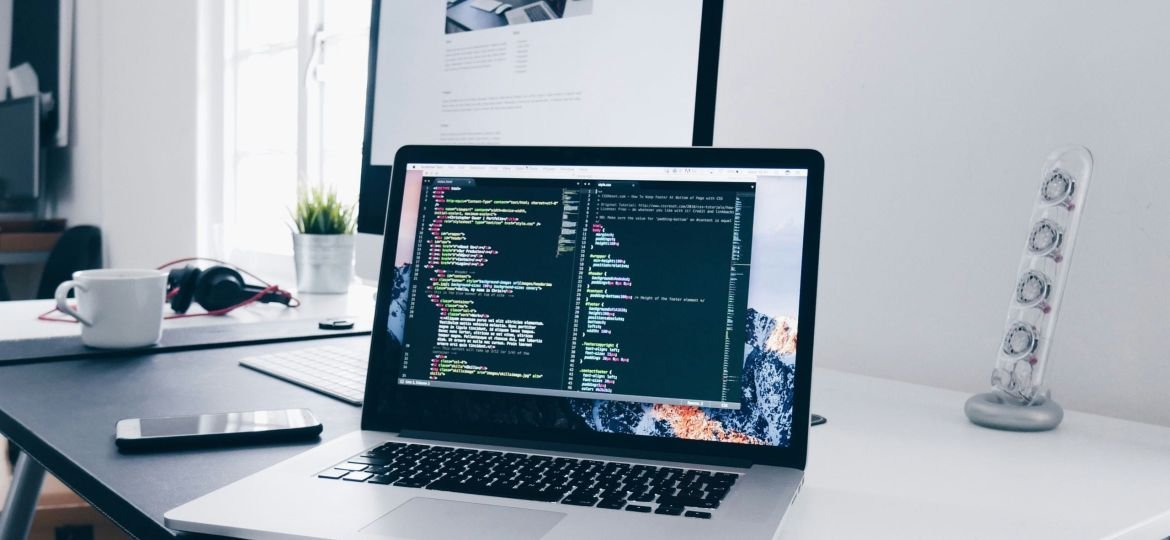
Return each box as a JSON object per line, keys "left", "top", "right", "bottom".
{"left": 290, "top": 186, "right": 356, "bottom": 294}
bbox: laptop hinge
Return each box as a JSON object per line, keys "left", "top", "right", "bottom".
{"left": 398, "top": 429, "right": 755, "bottom": 469}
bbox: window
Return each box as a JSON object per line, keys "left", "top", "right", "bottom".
{"left": 222, "top": 0, "right": 370, "bottom": 258}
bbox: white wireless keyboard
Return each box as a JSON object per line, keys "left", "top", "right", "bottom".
{"left": 240, "top": 345, "right": 368, "bottom": 405}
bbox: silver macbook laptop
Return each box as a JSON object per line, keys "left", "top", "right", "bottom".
{"left": 165, "top": 145, "right": 825, "bottom": 540}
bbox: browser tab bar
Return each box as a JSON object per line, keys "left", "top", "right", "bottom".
{"left": 408, "top": 163, "right": 808, "bottom": 181}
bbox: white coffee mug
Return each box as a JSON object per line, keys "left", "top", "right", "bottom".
{"left": 54, "top": 269, "right": 168, "bottom": 349}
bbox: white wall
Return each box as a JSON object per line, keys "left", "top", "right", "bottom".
{"left": 716, "top": 0, "right": 1170, "bottom": 425}
{"left": 55, "top": 0, "right": 202, "bottom": 268}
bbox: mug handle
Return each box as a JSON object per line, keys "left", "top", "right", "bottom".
{"left": 55, "top": 280, "right": 93, "bottom": 326}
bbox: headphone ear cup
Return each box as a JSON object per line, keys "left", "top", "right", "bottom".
{"left": 194, "top": 266, "right": 250, "bottom": 311}
{"left": 167, "top": 267, "right": 202, "bottom": 314}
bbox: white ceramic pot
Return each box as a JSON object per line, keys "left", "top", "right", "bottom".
{"left": 292, "top": 233, "right": 355, "bottom": 294}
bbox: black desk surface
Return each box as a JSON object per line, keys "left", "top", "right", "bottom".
{"left": 0, "top": 336, "right": 369, "bottom": 538}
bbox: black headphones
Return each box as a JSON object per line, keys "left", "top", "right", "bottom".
{"left": 166, "top": 265, "right": 293, "bottom": 314}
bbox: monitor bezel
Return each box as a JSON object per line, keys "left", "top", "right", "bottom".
{"left": 355, "top": 0, "right": 726, "bottom": 236}
{"left": 362, "top": 145, "right": 823, "bottom": 470}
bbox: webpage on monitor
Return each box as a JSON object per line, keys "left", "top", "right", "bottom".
{"left": 368, "top": 1, "right": 705, "bottom": 165}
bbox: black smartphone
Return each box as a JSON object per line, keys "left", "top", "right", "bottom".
{"left": 115, "top": 408, "right": 322, "bottom": 452}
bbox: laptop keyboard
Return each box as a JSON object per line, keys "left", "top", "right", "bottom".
{"left": 318, "top": 442, "right": 738, "bottom": 518}
{"left": 240, "top": 346, "right": 367, "bottom": 405}
{"left": 525, "top": 5, "right": 552, "bottom": 21}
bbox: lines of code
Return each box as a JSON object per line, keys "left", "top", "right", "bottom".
{"left": 567, "top": 188, "right": 752, "bottom": 404}
{"left": 427, "top": 354, "right": 545, "bottom": 381}
{"left": 403, "top": 178, "right": 572, "bottom": 387}
{"left": 401, "top": 177, "right": 755, "bottom": 408}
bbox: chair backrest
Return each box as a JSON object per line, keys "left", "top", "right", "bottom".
{"left": 35, "top": 225, "right": 103, "bottom": 299}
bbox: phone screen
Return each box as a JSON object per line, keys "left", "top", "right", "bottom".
{"left": 137, "top": 409, "right": 316, "bottom": 437}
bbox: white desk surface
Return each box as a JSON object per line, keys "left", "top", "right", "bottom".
{"left": 1, "top": 292, "right": 1168, "bottom": 539}
{"left": 0, "top": 285, "right": 378, "bottom": 342}
{"left": 788, "top": 370, "right": 1170, "bottom": 539}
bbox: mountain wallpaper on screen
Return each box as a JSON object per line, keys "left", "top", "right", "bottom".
{"left": 568, "top": 308, "right": 796, "bottom": 446}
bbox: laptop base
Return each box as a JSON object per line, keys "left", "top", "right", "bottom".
{"left": 166, "top": 430, "right": 802, "bottom": 540}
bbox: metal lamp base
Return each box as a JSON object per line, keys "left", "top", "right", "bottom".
{"left": 965, "top": 391, "right": 1063, "bottom": 432}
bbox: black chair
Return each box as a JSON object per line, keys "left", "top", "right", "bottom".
{"left": 7, "top": 226, "right": 102, "bottom": 469}
{"left": 35, "top": 225, "right": 103, "bottom": 300}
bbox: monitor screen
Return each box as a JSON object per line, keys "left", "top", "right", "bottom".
{"left": 367, "top": 0, "right": 708, "bottom": 166}
{"left": 384, "top": 162, "right": 808, "bottom": 447}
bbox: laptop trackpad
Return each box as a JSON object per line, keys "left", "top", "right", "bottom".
{"left": 360, "top": 497, "right": 566, "bottom": 539}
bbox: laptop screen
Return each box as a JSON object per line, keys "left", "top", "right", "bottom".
{"left": 384, "top": 161, "right": 808, "bottom": 448}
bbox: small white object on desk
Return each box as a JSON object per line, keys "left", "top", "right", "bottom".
{"left": 53, "top": 269, "right": 168, "bottom": 349}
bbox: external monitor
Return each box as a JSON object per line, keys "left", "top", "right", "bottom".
{"left": 354, "top": 0, "right": 726, "bottom": 283}
{"left": 0, "top": 96, "right": 39, "bottom": 204}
